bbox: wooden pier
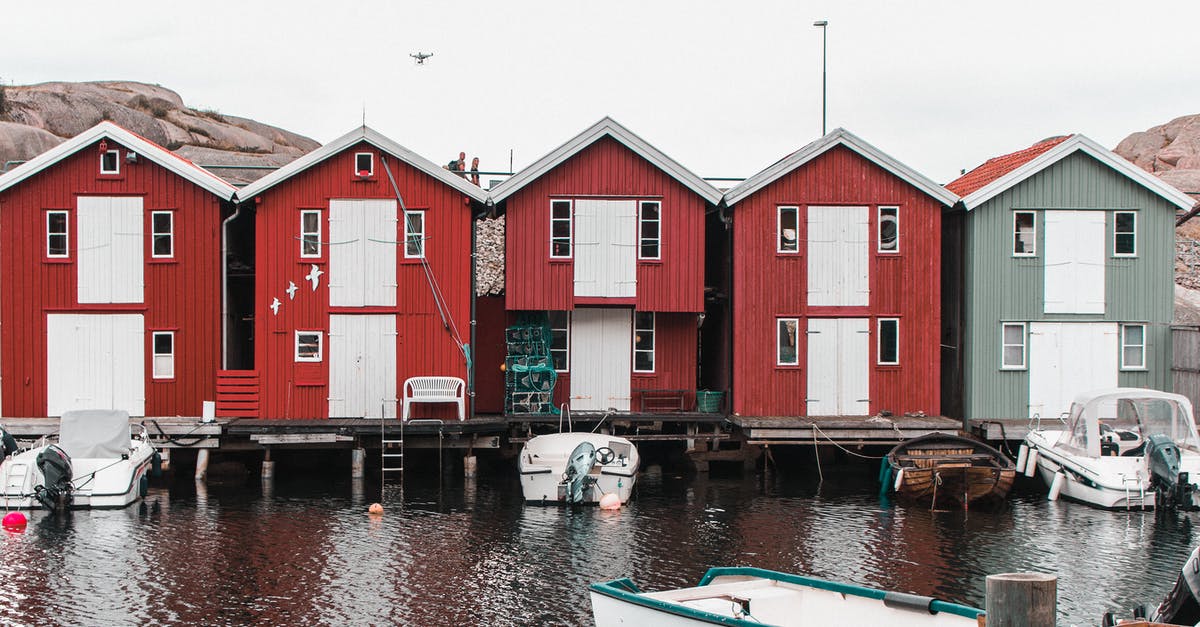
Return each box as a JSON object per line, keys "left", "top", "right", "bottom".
{"left": 732, "top": 414, "right": 962, "bottom": 446}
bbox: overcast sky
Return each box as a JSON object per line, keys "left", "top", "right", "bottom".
{"left": 4, "top": 1, "right": 1199, "bottom": 184}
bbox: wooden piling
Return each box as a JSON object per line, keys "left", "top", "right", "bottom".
{"left": 464, "top": 455, "right": 477, "bottom": 478}
{"left": 194, "top": 449, "right": 209, "bottom": 481}
{"left": 351, "top": 448, "right": 365, "bottom": 479}
{"left": 985, "top": 572, "right": 1056, "bottom": 626}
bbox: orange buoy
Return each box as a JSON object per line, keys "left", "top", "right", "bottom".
{"left": 599, "top": 493, "right": 621, "bottom": 510}
{"left": 368, "top": 503, "right": 384, "bottom": 515}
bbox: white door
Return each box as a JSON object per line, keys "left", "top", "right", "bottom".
{"left": 1029, "top": 322, "right": 1118, "bottom": 420}
{"left": 570, "top": 308, "right": 632, "bottom": 411}
{"left": 1044, "top": 210, "right": 1105, "bottom": 314}
{"left": 77, "top": 197, "right": 144, "bottom": 304}
{"left": 47, "top": 314, "right": 145, "bottom": 416}
{"left": 807, "top": 206, "right": 869, "bottom": 306}
{"left": 329, "top": 315, "right": 397, "bottom": 418}
{"left": 574, "top": 200, "right": 637, "bottom": 298}
{"left": 806, "top": 318, "right": 870, "bottom": 416}
{"left": 328, "top": 200, "right": 397, "bottom": 307}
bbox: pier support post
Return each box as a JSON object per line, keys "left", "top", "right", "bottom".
{"left": 351, "top": 447, "right": 365, "bottom": 479}
{"left": 194, "top": 449, "right": 209, "bottom": 481}
{"left": 262, "top": 448, "right": 275, "bottom": 480}
{"left": 985, "top": 572, "right": 1056, "bottom": 626}
{"left": 160, "top": 449, "right": 171, "bottom": 472}
{"left": 464, "top": 455, "right": 477, "bottom": 478}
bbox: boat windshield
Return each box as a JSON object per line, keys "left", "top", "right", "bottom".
{"left": 1058, "top": 395, "right": 1200, "bottom": 456}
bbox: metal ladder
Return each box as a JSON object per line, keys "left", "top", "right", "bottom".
{"left": 381, "top": 411, "right": 405, "bottom": 481}
{"left": 1123, "top": 474, "right": 1147, "bottom": 510}
{"left": 5, "top": 462, "right": 27, "bottom": 490}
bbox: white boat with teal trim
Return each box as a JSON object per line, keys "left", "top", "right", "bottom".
{"left": 590, "top": 567, "right": 984, "bottom": 626}
{"left": 1021, "top": 388, "right": 1200, "bottom": 510}
{"left": 518, "top": 432, "right": 639, "bottom": 504}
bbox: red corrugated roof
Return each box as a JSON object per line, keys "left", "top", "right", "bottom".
{"left": 947, "top": 135, "right": 1072, "bottom": 197}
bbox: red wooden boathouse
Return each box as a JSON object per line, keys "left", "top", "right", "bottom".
{"left": 235, "top": 126, "right": 487, "bottom": 419}
{"left": 489, "top": 117, "right": 722, "bottom": 412}
{"left": 0, "top": 122, "right": 236, "bottom": 418}
{"left": 722, "top": 129, "right": 958, "bottom": 417}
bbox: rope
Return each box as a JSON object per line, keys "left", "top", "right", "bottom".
{"left": 145, "top": 419, "right": 210, "bottom": 447}
{"left": 810, "top": 424, "right": 888, "bottom": 459}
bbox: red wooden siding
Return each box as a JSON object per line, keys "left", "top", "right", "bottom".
{"left": 731, "top": 145, "right": 942, "bottom": 417}
{"left": 252, "top": 141, "right": 473, "bottom": 419}
{"left": 504, "top": 136, "right": 707, "bottom": 313}
{"left": 0, "top": 138, "right": 224, "bottom": 417}
{"left": 473, "top": 296, "right": 508, "bottom": 414}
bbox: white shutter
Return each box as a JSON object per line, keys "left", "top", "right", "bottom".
{"left": 574, "top": 201, "right": 599, "bottom": 297}
{"left": 574, "top": 200, "right": 637, "bottom": 298}
{"left": 76, "top": 197, "right": 111, "bottom": 304}
{"left": 806, "top": 208, "right": 834, "bottom": 305}
{"left": 47, "top": 314, "right": 143, "bottom": 416}
{"left": 111, "top": 197, "right": 144, "bottom": 303}
{"left": 846, "top": 208, "right": 870, "bottom": 306}
{"left": 841, "top": 318, "right": 871, "bottom": 415}
{"left": 329, "top": 315, "right": 396, "bottom": 418}
{"left": 806, "top": 318, "right": 838, "bottom": 415}
{"left": 1029, "top": 322, "right": 1117, "bottom": 420}
{"left": 570, "top": 308, "right": 631, "bottom": 411}
{"left": 112, "top": 314, "right": 145, "bottom": 416}
{"left": 364, "top": 200, "right": 397, "bottom": 307}
{"left": 612, "top": 201, "right": 638, "bottom": 298}
{"left": 1044, "top": 210, "right": 1105, "bottom": 314}
{"left": 363, "top": 315, "right": 397, "bottom": 418}
{"left": 807, "top": 207, "right": 869, "bottom": 306}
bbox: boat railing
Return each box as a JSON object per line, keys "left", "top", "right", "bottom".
{"left": 1029, "top": 411, "right": 1069, "bottom": 432}
{"left": 559, "top": 403, "right": 572, "bottom": 433}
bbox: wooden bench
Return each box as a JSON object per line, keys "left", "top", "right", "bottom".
{"left": 402, "top": 376, "right": 466, "bottom": 421}
{"left": 634, "top": 388, "right": 689, "bottom": 412}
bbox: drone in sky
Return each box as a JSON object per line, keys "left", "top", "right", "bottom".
{"left": 410, "top": 52, "right": 433, "bottom": 65}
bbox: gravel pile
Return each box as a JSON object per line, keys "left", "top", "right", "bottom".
{"left": 1178, "top": 236, "right": 1200, "bottom": 289}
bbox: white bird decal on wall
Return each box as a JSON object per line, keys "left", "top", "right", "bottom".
{"left": 270, "top": 297, "right": 281, "bottom": 316}
{"left": 286, "top": 281, "right": 298, "bottom": 300}
{"left": 306, "top": 264, "right": 324, "bottom": 291}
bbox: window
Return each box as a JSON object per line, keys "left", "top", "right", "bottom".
{"left": 1114, "top": 212, "right": 1136, "bottom": 257}
{"left": 549, "top": 311, "right": 570, "bottom": 372}
{"left": 778, "top": 206, "right": 799, "bottom": 253}
{"left": 878, "top": 206, "right": 899, "bottom": 253}
{"left": 633, "top": 312, "right": 655, "bottom": 373}
{"left": 639, "top": 201, "right": 661, "bottom": 260}
{"left": 300, "top": 210, "right": 322, "bottom": 258}
{"left": 550, "top": 200, "right": 572, "bottom": 258}
{"left": 878, "top": 318, "right": 899, "bottom": 365}
{"left": 151, "top": 211, "right": 173, "bottom": 258}
{"left": 152, "top": 332, "right": 174, "bottom": 379}
{"left": 404, "top": 210, "right": 425, "bottom": 258}
{"left": 100, "top": 150, "right": 120, "bottom": 174}
{"left": 1121, "top": 324, "right": 1146, "bottom": 370}
{"left": 1013, "top": 212, "right": 1035, "bottom": 256}
{"left": 354, "top": 152, "right": 374, "bottom": 177}
{"left": 1001, "top": 323, "right": 1026, "bottom": 369}
{"left": 295, "top": 331, "right": 323, "bottom": 362}
{"left": 46, "top": 211, "right": 69, "bottom": 258}
{"left": 777, "top": 318, "right": 799, "bottom": 365}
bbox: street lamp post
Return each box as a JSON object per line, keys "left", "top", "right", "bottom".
{"left": 813, "top": 20, "right": 828, "bottom": 135}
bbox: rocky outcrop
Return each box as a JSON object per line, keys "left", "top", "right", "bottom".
{"left": 1116, "top": 114, "right": 1200, "bottom": 202}
{"left": 0, "top": 81, "right": 318, "bottom": 184}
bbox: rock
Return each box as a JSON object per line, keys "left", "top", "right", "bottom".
{"left": 0, "top": 121, "right": 63, "bottom": 164}
{"left": 475, "top": 214, "right": 505, "bottom": 296}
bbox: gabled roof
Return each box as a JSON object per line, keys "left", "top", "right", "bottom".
{"left": 236, "top": 125, "right": 489, "bottom": 203}
{"left": 0, "top": 121, "right": 236, "bottom": 199}
{"left": 488, "top": 117, "right": 723, "bottom": 205}
{"left": 723, "top": 128, "right": 959, "bottom": 208}
{"left": 949, "top": 134, "right": 1196, "bottom": 212}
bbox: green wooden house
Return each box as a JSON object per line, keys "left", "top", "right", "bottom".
{"left": 943, "top": 134, "right": 1195, "bottom": 423}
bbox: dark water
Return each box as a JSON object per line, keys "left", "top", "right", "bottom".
{"left": 0, "top": 458, "right": 1194, "bottom": 626}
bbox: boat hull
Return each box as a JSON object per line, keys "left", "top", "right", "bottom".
{"left": 0, "top": 441, "right": 155, "bottom": 510}
{"left": 887, "top": 434, "right": 1016, "bottom": 508}
{"left": 518, "top": 433, "right": 640, "bottom": 504}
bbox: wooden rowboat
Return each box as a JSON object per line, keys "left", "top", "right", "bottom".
{"left": 884, "top": 434, "right": 1016, "bottom": 510}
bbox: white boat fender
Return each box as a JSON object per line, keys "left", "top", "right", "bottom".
{"left": 1048, "top": 471, "right": 1066, "bottom": 501}
{"left": 894, "top": 468, "right": 905, "bottom": 492}
{"left": 1016, "top": 444, "right": 1029, "bottom": 474}
{"left": 599, "top": 493, "right": 621, "bottom": 510}
{"left": 1024, "top": 448, "right": 1039, "bottom": 478}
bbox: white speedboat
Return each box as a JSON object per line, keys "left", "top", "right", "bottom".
{"left": 0, "top": 409, "right": 157, "bottom": 510}
{"left": 518, "top": 432, "right": 639, "bottom": 504}
{"left": 1021, "top": 388, "right": 1200, "bottom": 510}
{"left": 590, "top": 567, "right": 984, "bottom": 626}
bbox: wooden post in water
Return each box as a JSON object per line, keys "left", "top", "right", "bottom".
{"left": 351, "top": 448, "right": 365, "bottom": 479}
{"left": 194, "top": 449, "right": 209, "bottom": 481}
{"left": 985, "top": 572, "right": 1056, "bottom": 626}
{"left": 464, "top": 455, "right": 477, "bottom": 478}
{"left": 261, "top": 448, "right": 275, "bottom": 480}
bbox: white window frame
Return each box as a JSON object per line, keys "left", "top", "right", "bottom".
{"left": 300, "top": 210, "right": 322, "bottom": 258}
{"left": 1114, "top": 211, "right": 1137, "bottom": 258}
{"left": 633, "top": 312, "right": 656, "bottom": 373}
{"left": 549, "top": 311, "right": 570, "bottom": 373}
{"left": 550, "top": 199, "right": 572, "bottom": 259}
{"left": 100, "top": 149, "right": 120, "bottom": 175}
{"left": 878, "top": 206, "right": 899, "bottom": 253}
{"left": 404, "top": 210, "right": 426, "bottom": 259}
{"left": 46, "top": 210, "right": 69, "bottom": 258}
{"left": 777, "top": 206, "right": 799, "bottom": 254}
{"left": 638, "top": 200, "right": 662, "bottom": 261}
{"left": 1001, "top": 322, "right": 1027, "bottom": 370}
{"left": 295, "top": 330, "right": 323, "bottom": 362}
{"left": 877, "top": 318, "right": 899, "bottom": 365}
{"left": 777, "top": 317, "right": 799, "bottom": 366}
{"left": 152, "top": 331, "right": 175, "bottom": 379}
{"left": 354, "top": 152, "right": 374, "bottom": 177}
{"left": 1013, "top": 211, "right": 1036, "bottom": 257}
{"left": 1120, "top": 323, "right": 1146, "bottom": 370}
{"left": 151, "top": 211, "right": 174, "bottom": 259}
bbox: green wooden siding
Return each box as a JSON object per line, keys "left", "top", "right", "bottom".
{"left": 961, "top": 151, "right": 1175, "bottom": 420}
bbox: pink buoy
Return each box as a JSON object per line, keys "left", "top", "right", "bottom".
{"left": 598, "top": 493, "right": 621, "bottom": 510}
{"left": 2, "top": 511, "right": 27, "bottom": 530}
{"left": 368, "top": 503, "right": 384, "bottom": 516}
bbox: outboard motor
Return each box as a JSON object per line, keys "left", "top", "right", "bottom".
{"left": 1151, "top": 545, "right": 1200, "bottom": 625}
{"left": 562, "top": 441, "right": 598, "bottom": 504}
{"left": 0, "top": 427, "right": 17, "bottom": 464}
{"left": 1146, "top": 434, "right": 1198, "bottom": 510}
{"left": 34, "top": 444, "right": 73, "bottom": 512}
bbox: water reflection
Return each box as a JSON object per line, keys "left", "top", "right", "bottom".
{"left": 0, "top": 464, "right": 1195, "bottom": 625}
